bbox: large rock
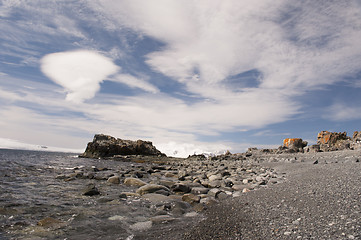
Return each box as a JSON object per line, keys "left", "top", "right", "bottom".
{"left": 317, "top": 131, "right": 351, "bottom": 151}
{"left": 283, "top": 138, "right": 307, "bottom": 152}
{"left": 79, "top": 134, "right": 165, "bottom": 158}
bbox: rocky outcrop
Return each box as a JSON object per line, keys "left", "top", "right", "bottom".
{"left": 317, "top": 131, "right": 351, "bottom": 152}
{"left": 79, "top": 134, "right": 165, "bottom": 158}
{"left": 353, "top": 131, "right": 361, "bottom": 143}
{"left": 283, "top": 138, "right": 308, "bottom": 152}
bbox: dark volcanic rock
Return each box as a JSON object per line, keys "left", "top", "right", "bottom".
{"left": 79, "top": 134, "right": 165, "bottom": 158}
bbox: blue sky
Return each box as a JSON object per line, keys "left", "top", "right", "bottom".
{"left": 1, "top": 0, "right": 361, "bottom": 157}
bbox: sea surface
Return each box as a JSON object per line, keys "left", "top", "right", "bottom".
{"left": 0, "top": 149, "right": 196, "bottom": 240}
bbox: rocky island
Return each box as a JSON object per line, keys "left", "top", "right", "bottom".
{"left": 79, "top": 134, "right": 165, "bottom": 159}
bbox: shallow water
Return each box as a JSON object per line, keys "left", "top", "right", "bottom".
{"left": 0, "top": 149, "right": 200, "bottom": 240}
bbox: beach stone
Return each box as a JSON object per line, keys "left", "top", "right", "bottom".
{"left": 243, "top": 179, "right": 250, "bottom": 184}
{"left": 107, "top": 176, "right": 120, "bottom": 184}
{"left": 192, "top": 203, "right": 206, "bottom": 212}
{"left": 208, "top": 188, "right": 221, "bottom": 197}
{"left": 164, "top": 172, "right": 177, "bottom": 178}
{"left": 151, "top": 172, "right": 162, "bottom": 178}
{"left": 216, "top": 191, "right": 228, "bottom": 200}
{"left": 171, "top": 201, "right": 191, "bottom": 215}
{"left": 208, "top": 180, "right": 222, "bottom": 188}
{"left": 208, "top": 174, "right": 222, "bottom": 182}
{"left": 182, "top": 193, "right": 201, "bottom": 204}
{"left": 82, "top": 184, "right": 100, "bottom": 196}
{"left": 154, "top": 189, "right": 170, "bottom": 196}
{"left": 171, "top": 183, "right": 191, "bottom": 193}
{"left": 124, "top": 177, "right": 147, "bottom": 187}
{"left": 136, "top": 184, "right": 170, "bottom": 195}
{"left": 242, "top": 188, "right": 251, "bottom": 193}
{"left": 83, "top": 172, "right": 95, "bottom": 179}
{"left": 118, "top": 193, "right": 127, "bottom": 200}
{"left": 232, "top": 184, "right": 245, "bottom": 191}
{"left": 156, "top": 180, "right": 175, "bottom": 188}
{"left": 222, "top": 179, "right": 234, "bottom": 188}
{"left": 200, "top": 197, "right": 218, "bottom": 207}
{"left": 108, "top": 215, "right": 126, "bottom": 221}
{"left": 141, "top": 193, "right": 172, "bottom": 204}
{"left": 98, "top": 196, "right": 117, "bottom": 203}
{"left": 191, "top": 187, "right": 209, "bottom": 195}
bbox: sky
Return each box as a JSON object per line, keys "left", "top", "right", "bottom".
{"left": 0, "top": 0, "right": 361, "bottom": 157}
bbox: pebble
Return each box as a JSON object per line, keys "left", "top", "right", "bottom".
{"left": 82, "top": 183, "right": 100, "bottom": 196}
{"left": 107, "top": 176, "right": 120, "bottom": 184}
{"left": 182, "top": 193, "right": 201, "bottom": 204}
{"left": 124, "top": 177, "right": 147, "bottom": 187}
{"left": 136, "top": 184, "right": 170, "bottom": 195}
{"left": 284, "top": 231, "right": 292, "bottom": 236}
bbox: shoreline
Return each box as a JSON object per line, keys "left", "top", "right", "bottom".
{"left": 141, "top": 149, "right": 361, "bottom": 239}
{"left": 1, "top": 149, "right": 360, "bottom": 239}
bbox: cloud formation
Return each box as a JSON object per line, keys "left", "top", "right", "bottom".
{"left": 91, "top": 0, "right": 361, "bottom": 98}
{"left": 113, "top": 74, "right": 159, "bottom": 93}
{"left": 40, "top": 50, "right": 119, "bottom": 103}
{"left": 1, "top": 1, "right": 361, "bottom": 156}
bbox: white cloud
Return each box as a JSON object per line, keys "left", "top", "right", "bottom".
{"left": 113, "top": 74, "right": 159, "bottom": 93}
{"left": 92, "top": 1, "right": 361, "bottom": 92}
{"left": 40, "top": 50, "right": 119, "bottom": 103}
{"left": 325, "top": 104, "right": 361, "bottom": 121}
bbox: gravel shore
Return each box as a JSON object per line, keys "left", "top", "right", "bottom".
{"left": 144, "top": 150, "right": 361, "bottom": 240}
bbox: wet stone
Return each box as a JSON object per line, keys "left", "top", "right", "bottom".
{"left": 82, "top": 183, "right": 100, "bottom": 196}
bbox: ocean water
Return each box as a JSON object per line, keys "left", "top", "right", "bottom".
{"left": 0, "top": 149, "right": 194, "bottom": 240}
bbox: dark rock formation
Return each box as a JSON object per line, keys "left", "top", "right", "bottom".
{"left": 317, "top": 131, "right": 351, "bottom": 151}
{"left": 79, "top": 134, "right": 165, "bottom": 158}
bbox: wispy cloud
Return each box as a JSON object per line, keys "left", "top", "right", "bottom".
{"left": 1, "top": 1, "right": 360, "bottom": 156}
{"left": 325, "top": 103, "right": 361, "bottom": 121}
{"left": 112, "top": 74, "right": 159, "bottom": 94}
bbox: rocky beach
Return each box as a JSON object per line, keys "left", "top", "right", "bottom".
{"left": 1, "top": 131, "right": 360, "bottom": 239}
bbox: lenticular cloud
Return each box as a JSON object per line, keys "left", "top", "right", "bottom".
{"left": 41, "top": 50, "right": 119, "bottom": 103}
